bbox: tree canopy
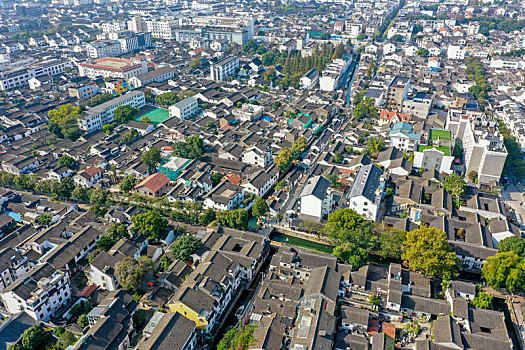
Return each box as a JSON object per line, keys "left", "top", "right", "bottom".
{"left": 113, "top": 105, "right": 139, "bottom": 124}
{"left": 217, "top": 325, "right": 256, "bottom": 350}
{"left": 48, "top": 104, "right": 82, "bottom": 141}
{"left": 172, "top": 135, "right": 204, "bottom": 159}
{"left": 482, "top": 251, "right": 525, "bottom": 292}
{"left": 216, "top": 208, "right": 250, "bottom": 231}
{"left": 402, "top": 226, "right": 459, "bottom": 279}
{"left": 87, "top": 93, "right": 114, "bottom": 107}
{"left": 115, "top": 256, "right": 154, "bottom": 292}
{"left": 497, "top": 236, "right": 525, "bottom": 257}
{"left": 120, "top": 174, "right": 136, "bottom": 193}
{"left": 171, "top": 235, "right": 202, "bottom": 262}
{"left": 141, "top": 147, "right": 162, "bottom": 171}
{"left": 132, "top": 211, "right": 168, "bottom": 240}
{"left": 252, "top": 197, "right": 269, "bottom": 219}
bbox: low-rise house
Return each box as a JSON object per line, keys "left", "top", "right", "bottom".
{"left": 299, "top": 175, "right": 333, "bottom": 221}
{"left": 203, "top": 181, "right": 245, "bottom": 211}
{"left": 73, "top": 167, "right": 103, "bottom": 188}
{"left": 134, "top": 173, "right": 171, "bottom": 198}
{"left": 169, "top": 97, "right": 199, "bottom": 120}
{"left": 348, "top": 164, "right": 385, "bottom": 222}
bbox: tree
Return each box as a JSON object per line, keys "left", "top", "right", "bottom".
{"left": 333, "top": 241, "right": 369, "bottom": 267}
{"left": 71, "top": 186, "right": 91, "bottom": 202}
{"left": 89, "top": 204, "right": 107, "bottom": 218}
{"left": 206, "top": 121, "right": 216, "bottom": 129}
{"left": 275, "top": 148, "right": 294, "bottom": 172}
{"left": 98, "top": 223, "right": 129, "bottom": 250}
{"left": 402, "top": 226, "right": 459, "bottom": 279}
{"left": 155, "top": 92, "right": 179, "bottom": 106}
{"left": 216, "top": 208, "right": 250, "bottom": 231}
{"left": 472, "top": 290, "right": 493, "bottom": 309}
{"left": 133, "top": 309, "right": 148, "bottom": 330}
{"left": 120, "top": 174, "right": 136, "bottom": 192}
{"left": 353, "top": 97, "right": 377, "bottom": 121}
{"left": 141, "top": 116, "right": 151, "bottom": 123}
{"left": 77, "top": 314, "right": 89, "bottom": 328}
{"left": 141, "top": 147, "right": 162, "bottom": 171}
{"left": 113, "top": 105, "right": 139, "bottom": 124}
{"left": 115, "top": 256, "right": 154, "bottom": 292}
{"left": 217, "top": 325, "right": 256, "bottom": 350}
{"left": 367, "top": 137, "right": 385, "bottom": 154}
{"left": 377, "top": 228, "right": 406, "bottom": 259}
{"left": 172, "top": 135, "right": 204, "bottom": 159}
{"left": 123, "top": 128, "right": 140, "bottom": 143}
{"left": 190, "top": 58, "right": 201, "bottom": 70}
{"left": 368, "top": 293, "right": 380, "bottom": 311}
{"left": 58, "top": 330, "right": 76, "bottom": 349}
{"left": 299, "top": 219, "right": 325, "bottom": 234}
{"left": 38, "top": 214, "right": 52, "bottom": 226}
{"left": 171, "top": 235, "right": 201, "bottom": 261}
{"left": 292, "top": 137, "right": 307, "bottom": 154}
{"left": 48, "top": 104, "right": 82, "bottom": 141}
{"left": 90, "top": 188, "right": 108, "bottom": 205}
{"left": 158, "top": 255, "right": 172, "bottom": 271}
{"left": 482, "top": 251, "right": 525, "bottom": 292}
{"left": 132, "top": 211, "right": 168, "bottom": 240}
{"left": 416, "top": 48, "right": 430, "bottom": 57}
{"left": 21, "top": 324, "right": 45, "bottom": 350}
{"left": 334, "top": 153, "right": 344, "bottom": 164}
{"left": 276, "top": 213, "right": 284, "bottom": 224}
{"left": 468, "top": 170, "right": 478, "bottom": 183}
{"left": 58, "top": 155, "right": 76, "bottom": 168}
{"left": 325, "top": 173, "right": 340, "bottom": 188}
{"left": 443, "top": 173, "right": 466, "bottom": 199}
{"left": 325, "top": 208, "right": 372, "bottom": 244}
{"left": 102, "top": 123, "right": 115, "bottom": 135}
{"left": 252, "top": 197, "right": 269, "bottom": 219}
{"left": 498, "top": 236, "right": 525, "bottom": 257}
{"left": 87, "top": 93, "right": 114, "bottom": 107}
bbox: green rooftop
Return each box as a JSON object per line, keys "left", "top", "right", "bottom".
{"left": 430, "top": 129, "right": 451, "bottom": 141}
{"left": 417, "top": 145, "right": 451, "bottom": 156}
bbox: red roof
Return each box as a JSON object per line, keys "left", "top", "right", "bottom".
{"left": 383, "top": 322, "right": 396, "bottom": 340}
{"left": 223, "top": 173, "right": 242, "bottom": 185}
{"left": 83, "top": 166, "right": 102, "bottom": 177}
{"left": 380, "top": 110, "right": 410, "bottom": 122}
{"left": 79, "top": 284, "right": 98, "bottom": 298}
{"left": 134, "top": 172, "right": 170, "bottom": 193}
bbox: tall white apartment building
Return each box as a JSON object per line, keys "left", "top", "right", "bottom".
{"left": 86, "top": 40, "right": 122, "bottom": 58}
{"left": 209, "top": 56, "right": 239, "bottom": 81}
{"left": 0, "top": 59, "right": 72, "bottom": 90}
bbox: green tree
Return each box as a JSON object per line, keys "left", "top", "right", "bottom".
{"left": 115, "top": 256, "right": 154, "bottom": 292}
{"left": 172, "top": 135, "right": 204, "bottom": 159}
{"left": 71, "top": 186, "right": 91, "bottom": 202}
{"left": 275, "top": 148, "right": 294, "bottom": 172}
{"left": 58, "top": 155, "right": 76, "bottom": 168}
{"left": 206, "top": 121, "right": 216, "bottom": 129}
{"left": 334, "top": 153, "right": 344, "bottom": 163}
{"left": 179, "top": 90, "right": 196, "bottom": 99}
{"left": 468, "top": 170, "right": 478, "bottom": 183}
{"left": 155, "top": 92, "right": 179, "bottom": 106}
{"left": 171, "top": 235, "right": 202, "bottom": 261}
{"left": 158, "top": 255, "right": 172, "bottom": 271}
{"left": 333, "top": 241, "right": 369, "bottom": 267}
{"left": 123, "top": 128, "right": 140, "bottom": 143}
{"left": 377, "top": 228, "right": 406, "bottom": 259}
{"left": 133, "top": 309, "right": 148, "bottom": 330}
{"left": 472, "top": 290, "right": 493, "bottom": 309}
{"left": 90, "top": 188, "right": 108, "bottom": 205}
{"left": 216, "top": 208, "right": 250, "bottom": 230}
{"left": 252, "top": 197, "right": 269, "bottom": 219}
{"left": 443, "top": 173, "right": 466, "bottom": 199}
{"left": 141, "top": 147, "right": 162, "bottom": 171}
{"left": 292, "top": 137, "right": 307, "bottom": 154}
{"left": 58, "top": 330, "right": 77, "bottom": 349}
{"left": 190, "top": 58, "right": 201, "bottom": 70}
{"left": 21, "top": 324, "right": 45, "bottom": 350}
{"left": 199, "top": 208, "right": 217, "bottom": 225}
{"left": 367, "top": 137, "right": 385, "bottom": 154}
{"left": 482, "top": 251, "right": 525, "bottom": 292}
{"left": 217, "top": 325, "right": 256, "bottom": 350}
{"left": 353, "top": 97, "right": 377, "bottom": 121}
{"left": 120, "top": 174, "right": 136, "bottom": 192}
{"left": 298, "top": 219, "right": 325, "bottom": 234}
{"left": 77, "top": 314, "right": 89, "bottom": 328}
{"left": 132, "top": 211, "right": 168, "bottom": 240}
{"left": 89, "top": 204, "right": 107, "bottom": 218}
{"left": 38, "top": 214, "right": 52, "bottom": 226}
{"left": 102, "top": 123, "right": 115, "bottom": 135}
{"left": 140, "top": 116, "right": 151, "bottom": 123}
{"left": 498, "top": 236, "right": 525, "bottom": 257}
{"left": 325, "top": 208, "right": 372, "bottom": 243}
{"left": 416, "top": 48, "right": 429, "bottom": 57}
{"left": 113, "top": 105, "right": 139, "bottom": 124}
{"left": 48, "top": 104, "right": 82, "bottom": 141}
{"left": 402, "top": 226, "right": 459, "bottom": 278}
{"left": 87, "top": 93, "right": 114, "bottom": 107}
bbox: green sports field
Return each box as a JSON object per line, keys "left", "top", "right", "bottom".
{"left": 134, "top": 107, "right": 170, "bottom": 125}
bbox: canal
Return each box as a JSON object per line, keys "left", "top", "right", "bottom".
{"left": 271, "top": 231, "right": 334, "bottom": 253}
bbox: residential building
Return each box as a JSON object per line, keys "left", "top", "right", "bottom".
{"left": 300, "top": 68, "right": 319, "bottom": 89}
{"left": 210, "top": 56, "right": 239, "bottom": 81}
{"left": 0, "top": 59, "right": 72, "bottom": 90}
{"left": 134, "top": 173, "right": 171, "bottom": 198}
{"left": 169, "top": 97, "right": 199, "bottom": 120}
{"left": 128, "top": 67, "right": 174, "bottom": 88}
{"left": 299, "top": 175, "right": 333, "bottom": 221}
{"left": 77, "top": 57, "right": 148, "bottom": 80}
{"left": 85, "top": 40, "right": 122, "bottom": 58}
{"left": 348, "top": 164, "right": 385, "bottom": 222}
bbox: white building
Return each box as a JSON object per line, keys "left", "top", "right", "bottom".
{"left": 242, "top": 145, "right": 273, "bottom": 168}
{"left": 299, "top": 176, "right": 333, "bottom": 221}
{"left": 319, "top": 58, "right": 351, "bottom": 92}
{"left": 0, "top": 59, "right": 72, "bottom": 91}
{"left": 86, "top": 40, "right": 122, "bottom": 58}
{"left": 77, "top": 57, "right": 148, "bottom": 80}
{"left": 169, "top": 97, "right": 198, "bottom": 120}
{"left": 128, "top": 66, "right": 174, "bottom": 88}
{"left": 1, "top": 263, "right": 71, "bottom": 321}
{"left": 447, "top": 45, "right": 465, "bottom": 60}
{"left": 210, "top": 56, "right": 239, "bottom": 81}
{"left": 300, "top": 69, "right": 319, "bottom": 90}
{"left": 79, "top": 91, "right": 146, "bottom": 131}
{"left": 348, "top": 164, "right": 385, "bottom": 222}
{"left": 490, "top": 57, "right": 525, "bottom": 70}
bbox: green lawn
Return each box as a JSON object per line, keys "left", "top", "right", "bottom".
{"left": 430, "top": 129, "right": 451, "bottom": 141}
{"left": 417, "top": 145, "right": 451, "bottom": 156}
{"left": 135, "top": 107, "right": 170, "bottom": 125}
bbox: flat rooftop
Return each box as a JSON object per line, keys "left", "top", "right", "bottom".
{"left": 80, "top": 58, "right": 140, "bottom": 71}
